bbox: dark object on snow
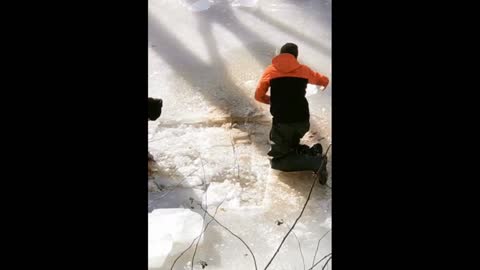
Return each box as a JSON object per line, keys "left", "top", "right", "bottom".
{"left": 199, "top": 261, "right": 208, "bottom": 269}
{"left": 148, "top": 97, "right": 162, "bottom": 165}
{"left": 275, "top": 219, "right": 284, "bottom": 226}
{"left": 148, "top": 97, "right": 163, "bottom": 121}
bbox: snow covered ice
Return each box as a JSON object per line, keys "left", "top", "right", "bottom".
{"left": 149, "top": 209, "right": 204, "bottom": 269}
{"left": 148, "top": 0, "right": 331, "bottom": 269}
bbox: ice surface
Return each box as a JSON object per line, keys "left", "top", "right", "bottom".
{"left": 231, "top": 0, "right": 258, "bottom": 7}
{"left": 148, "top": 209, "right": 204, "bottom": 269}
{"left": 149, "top": 0, "right": 331, "bottom": 269}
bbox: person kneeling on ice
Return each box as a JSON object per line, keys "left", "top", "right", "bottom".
{"left": 148, "top": 97, "right": 163, "bottom": 163}
{"left": 254, "top": 43, "right": 330, "bottom": 184}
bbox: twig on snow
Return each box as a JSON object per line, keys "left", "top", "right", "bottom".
{"left": 198, "top": 204, "right": 258, "bottom": 270}
{"left": 312, "top": 230, "right": 331, "bottom": 268}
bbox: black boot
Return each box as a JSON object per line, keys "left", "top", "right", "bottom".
{"left": 310, "top": 143, "right": 323, "bottom": 156}
{"left": 295, "top": 144, "right": 310, "bottom": 155}
{"left": 318, "top": 154, "right": 328, "bottom": 185}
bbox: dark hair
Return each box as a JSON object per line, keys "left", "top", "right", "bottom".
{"left": 280, "top": 43, "right": 298, "bottom": 58}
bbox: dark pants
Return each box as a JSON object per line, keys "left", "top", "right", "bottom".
{"left": 268, "top": 121, "right": 322, "bottom": 172}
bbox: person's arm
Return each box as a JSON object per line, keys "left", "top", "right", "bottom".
{"left": 255, "top": 68, "right": 271, "bottom": 104}
{"left": 306, "top": 66, "right": 329, "bottom": 89}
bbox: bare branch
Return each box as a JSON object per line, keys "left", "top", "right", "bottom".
{"left": 170, "top": 197, "right": 226, "bottom": 270}
{"left": 198, "top": 204, "right": 258, "bottom": 270}
{"left": 286, "top": 223, "right": 305, "bottom": 270}
{"left": 321, "top": 255, "right": 332, "bottom": 270}
{"left": 312, "top": 230, "right": 331, "bottom": 268}
{"left": 264, "top": 155, "right": 328, "bottom": 270}
{"left": 308, "top": 253, "right": 331, "bottom": 270}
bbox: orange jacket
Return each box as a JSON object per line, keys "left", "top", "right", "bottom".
{"left": 255, "top": 53, "right": 329, "bottom": 105}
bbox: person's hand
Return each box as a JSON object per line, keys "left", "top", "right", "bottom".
{"left": 322, "top": 78, "right": 330, "bottom": 90}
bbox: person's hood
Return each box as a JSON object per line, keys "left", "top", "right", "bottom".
{"left": 272, "top": 53, "right": 301, "bottom": 73}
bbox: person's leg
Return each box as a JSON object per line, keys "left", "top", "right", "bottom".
{"left": 268, "top": 121, "right": 325, "bottom": 172}
{"left": 267, "top": 120, "right": 329, "bottom": 178}
{"left": 271, "top": 152, "right": 323, "bottom": 172}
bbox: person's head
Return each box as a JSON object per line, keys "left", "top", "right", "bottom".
{"left": 280, "top": 43, "right": 298, "bottom": 58}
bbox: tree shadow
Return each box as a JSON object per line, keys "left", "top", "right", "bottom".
{"left": 237, "top": 6, "right": 331, "bottom": 56}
